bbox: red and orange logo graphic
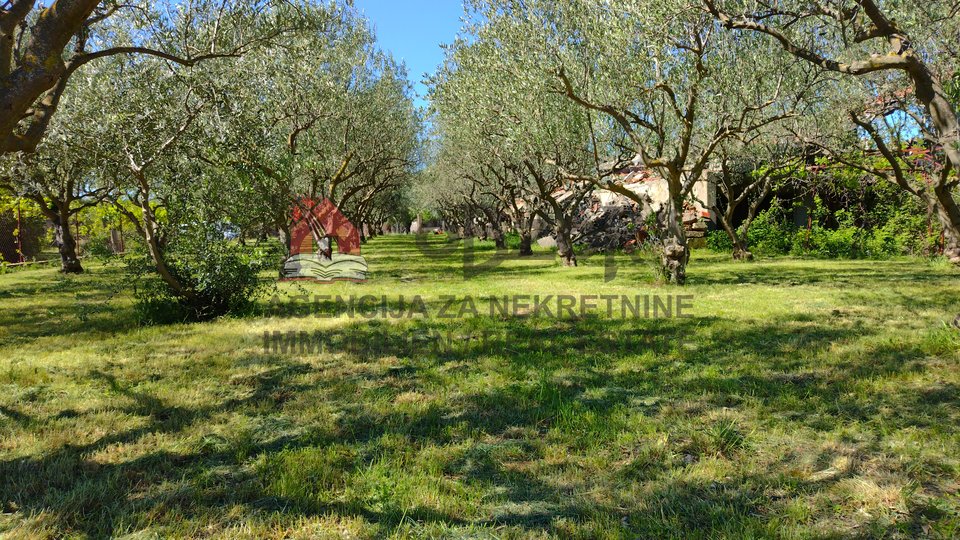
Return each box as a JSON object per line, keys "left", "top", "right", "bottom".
{"left": 282, "top": 198, "right": 368, "bottom": 282}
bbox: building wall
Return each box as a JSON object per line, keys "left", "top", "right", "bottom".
{"left": 596, "top": 170, "right": 716, "bottom": 225}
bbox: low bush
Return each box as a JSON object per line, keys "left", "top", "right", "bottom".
{"left": 706, "top": 229, "right": 733, "bottom": 253}
{"left": 747, "top": 203, "right": 795, "bottom": 256}
{"left": 129, "top": 227, "right": 272, "bottom": 324}
{"left": 709, "top": 197, "right": 942, "bottom": 260}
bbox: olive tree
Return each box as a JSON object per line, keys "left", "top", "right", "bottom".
{"left": 705, "top": 0, "right": 960, "bottom": 265}
{"left": 712, "top": 135, "right": 806, "bottom": 260}
{"left": 430, "top": 35, "right": 607, "bottom": 266}
{"left": 207, "top": 4, "right": 419, "bottom": 252}
{"left": 0, "top": 142, "right": 112, "bottom": 274}
{"left": 0, "top": 55, "right": 117, "bottom": 274}
{"left": 0, "top": 1, "right": 273, "bottom": 155}
{"left": 55, "top": 2, "right": 333, "bottom": 313}
{"left": 466, "top": 0, "right": 820, "bottom": 283}
{"left": 427, "top": 116, "right": 547, "bottom": 255}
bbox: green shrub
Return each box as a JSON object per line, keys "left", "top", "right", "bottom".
{"left": 503, "top": 231, "right": 522, "bottom": 250}
{"left": 877, "top": 207, "right": 938, "bottom": 257}
{"left": 707, "top": 201, "right": 797, "bottom": 257}
{"left": 786, "top": 203, "right": 933, "bottom": 259}
{"left": 862, "top": 224, "right": 901, "bottom": 258}
{"left": 129, "top": 227, "right": 270, "bottom": 324}
{"left": 747, "top": 202, "right": 795, "bottom": 256}
{"left": 706, "top": 229, "right": 733, "bottom": 253}
{"left": 247, "top": 240, "right": 287, "bottom": 274}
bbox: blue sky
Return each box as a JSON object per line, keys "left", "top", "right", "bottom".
{"left": 354, "top": 0, "right": 466, "bottom": 108}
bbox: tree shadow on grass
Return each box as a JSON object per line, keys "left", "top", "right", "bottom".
{"left": 687, "top": 259, "right": 958, "bottom": 287}
{"left": 1, "top": 310, "right": 957, "bottom": 537}
{"left": 0, "top": 358, "right": 452, "bottom": 537}
{"left": 0, "top": 266, "right": 136, "bottom": 346}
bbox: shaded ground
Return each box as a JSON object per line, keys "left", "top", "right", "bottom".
{"left": 1, "top": 236, "right": 958, "bottom": 539}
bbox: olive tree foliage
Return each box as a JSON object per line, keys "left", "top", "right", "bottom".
{"left": 705, "top": 0, "right": 960, "bottom": 264}
{"left": 204, "top": 2, "right": 420, "bottom": 250}
{"left": 0, "top": 52, "right": 108, "bottom": 274}
{"left": 426, "top": 63, "right": 543, "bottom": 254}
{"left": 327, "top": 64, "right": 420, "bottom": 238}
{"left": 0, "top": 0, "right": 298, "bottom": 277}
{"left": 44, "top": 1, "right": 412, "bottom": 321}
{"left": 0, "top": 0, "right": 283, "bottom": 275}
{"left": 0, "top": 85, "right": 113, "bottom": 274}
{"left": 464, "top": 0, "right": 821, "bottom": 283}
{"left": 429, "top": 35, "right": 612, "bottom": 265}
{"left": 0, "top": 1, "right": 417, "bottom": 319}
{"left": 414, "top": 142, "right": 489, "bottom": 238}
{"left": 0, "top": 3, "right": 230, "bottom": 275}
{"left": 80, "top": 56, "right": 210, "bottom": 298}
{"left": 415, "top": 127, "right": 523, "bottom": 252}
{"left": 0, "top": 0, "right": 276, "bottom": 155}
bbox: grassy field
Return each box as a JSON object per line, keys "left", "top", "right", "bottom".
{"left": 1, "top": 235, "right": 959, "bottom": 539}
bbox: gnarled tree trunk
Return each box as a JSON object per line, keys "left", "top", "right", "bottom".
{"left": 0, "top": 0, "right": 101, "bottom": 154}
{"left": 934, "top": 184, "right": 960, "bottom": 264}
{"left": 491, "top": 220, "right": 506, "bottom": 250}
{"left": 518, "top": 229, "right": 533, "bottom": 257}
{"left": 719, "top": 218, "right": 752, "bottom": 261}
{"left": 54, "top": 210, "right": 83, "bottom": 274}
{"left": 34, "top": 195, "right": 83, "bottom": 274}
{"left": 123, "top": 171, "right": 189, "bottom": 298}
{"left": 659, "top": 199, "right": 689, "bottom": 285}
{"left": 479, "top": 206, "right": 507, "bottom": 250}
{"left": 911, "top": 74, "right": 960, "bottom": 267}
{"left": 555, "top": 218, "right": 577, "bottom": 267}
{"left": 706, "top": 0, "right": 960, "bottom": 267}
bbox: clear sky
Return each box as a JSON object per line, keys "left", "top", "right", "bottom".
{"left": 353, "top": 0, "right": 466, "bottom": 109}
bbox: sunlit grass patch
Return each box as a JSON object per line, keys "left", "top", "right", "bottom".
{"left": 1, "top": 236, "right": 958, "bottom": 538}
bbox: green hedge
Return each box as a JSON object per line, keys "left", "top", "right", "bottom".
{"left": 708, "top": 198, "right": 940, "bottom": 259}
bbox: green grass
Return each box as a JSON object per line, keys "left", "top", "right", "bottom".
{"left": 1, "top": 235, "right": 959, "bottom": 539}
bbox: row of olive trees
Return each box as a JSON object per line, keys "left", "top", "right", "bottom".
{"left": 427, "top": 0, "right": 825, "bottom": 283}
{"left": 428, "top": 0, "right": 960, "bottom": 283}
{"left": 0, "top": 1, "right": 420, "bottom": 316}
{"left": 424, "top": 33, "right": 619, "bottom": 266}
